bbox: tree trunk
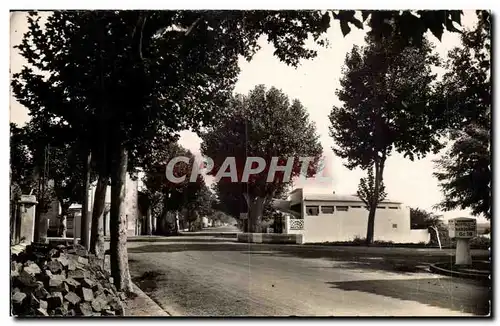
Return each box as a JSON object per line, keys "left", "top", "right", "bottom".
{"left": 244, "top": 194, "right": 265, "bottom": 233}
{"left": 145, "top": 207, "right": 153, "bottom": 235}
{"left": 110, "top": 145, "right": 133, "bottom": 293}
{"left": 156, "top": 195, "right": 169, "bottom": 235}
{"left": 103, "top": 211, "right": 107, "bottom": 236}
{"left": 90, "top": 175, "right": 107, "bottom": 258}
{"left": 365, "top": 207, "right": 376, "bottom": 245}
{"left": 10, "top": 194, "right": 18, "bottom": 245}
{"left": 60, "top": 215, "right": 67, "bottom": 238}
{"left": 59, "top": 202, "right": 70, "bottom": 238}
{"left": 81, "top": 150, "right": 92, "bottom": 250}
{"left": 365, "top": 160, "right": 386, "bottom": 245}
{"left": 174, "top": 211, "right": 180, "bottom": 234}
{"left": 34, "top": 166, "right": 48, "bottom": 243}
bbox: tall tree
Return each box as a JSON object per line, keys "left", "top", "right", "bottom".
{"left": 201, "top": 85, "right": 323, "bottom": 233}
{"left": 433, "top": 11, "right": 491, "bottom": 220}
{"left": 329, "top": 33, "right": 442, "bottom": 245}
{"left": 141, "top": 138, "right": 214, "bottom": 234}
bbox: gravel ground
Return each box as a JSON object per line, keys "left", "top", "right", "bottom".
{"left": 125, "top": 237, "right": 490, "bottom": 317}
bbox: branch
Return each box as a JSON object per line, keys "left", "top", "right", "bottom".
{"left": 185, "top": 17, "right": 201, "bottom": 37}
{"left": 138, "top": 15, "right": 148, "bottom": 61}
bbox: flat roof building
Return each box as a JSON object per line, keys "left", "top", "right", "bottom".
{"left": 272, "top": 188, "right": 429, "bottom": 244}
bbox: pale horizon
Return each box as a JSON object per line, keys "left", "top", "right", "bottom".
{"left": 9, "top": 11, "right": 488, "bottom": 223}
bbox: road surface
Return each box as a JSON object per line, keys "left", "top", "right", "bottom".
{"left": 127, "top": 236, "right": 490, "bottom": 317}
{"left": 181, "top": 225, "right": 241, "bottom": 234}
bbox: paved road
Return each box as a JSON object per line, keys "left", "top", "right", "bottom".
{"left": 127, "top": 236, "right": 490, "bottom": 317}
{"left": 185, "top": 225, "right": 241, "bottom": 234}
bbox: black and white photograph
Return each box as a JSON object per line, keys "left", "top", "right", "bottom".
{"left": 8, "top": 5, "right": 492, "bottom": 318}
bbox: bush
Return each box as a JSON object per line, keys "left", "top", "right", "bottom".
{"left": 373, "top": 240, "right": 394, "bottom": 246}
{"left": 469, "top": 236, "right": 490, "bottom": 250}
{"left": 350, "top": 236, "right": 366, "bottom": 246}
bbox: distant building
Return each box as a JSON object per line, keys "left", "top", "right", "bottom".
{"left": 202, "top": 216, "right": 210, "bottom": 228}
{"left": 43, "top": 174, "right": 140, "bottom": 238}
{"left": 272, "top": 188, "right": 430, "bottom": 244}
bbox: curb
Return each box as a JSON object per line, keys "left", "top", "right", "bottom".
{"left": 429, "top": 262, "right": 490, "bottom": 282}
{"left": 121, "top": 234, "right": 238, "bottom": 242}
{"left": 125, "top": 283, "right": 172, "bottom": 316}
{"left": 178, "top": 232, "right": 238, "bottom": 238}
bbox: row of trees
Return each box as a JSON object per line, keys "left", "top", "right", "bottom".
{"left": 329, "top": 11, "right": 490, "bottom": 244}
{"left": 204, "top": 11, "right": 490, "bottom": 243}
{"left": 11, "top": 10, "right": 472, "bottom": 291}
{"left": 11, "top": 10, "right": 333, "bottom": 292}
{"left": 201, "top": 85, "right": 323, "bottom": 232}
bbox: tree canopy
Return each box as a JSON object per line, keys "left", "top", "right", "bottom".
{"left": 201, "top": 85, "right": 323, "bottom": 232}
{"left": 433, "top": 11, "right": 491, "bottom": 220}
{"left": 328, "top": 32, "right": 442, "bottom": 244}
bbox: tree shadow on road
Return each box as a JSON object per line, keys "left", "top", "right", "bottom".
{"left": 132, "top": 270, "right": 166, "bottom": 293}
{"left": 129, "top": 237, "right": 235, "bottom": 243}
{"left": 326, "top": 278, "right": 491, "bottom": 316}
{"left": 127, "top": 242, "right": 488, "bottom": 275}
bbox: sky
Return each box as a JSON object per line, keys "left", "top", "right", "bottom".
{"left": 9, "top": 11, "right": 487, "bottom": 222}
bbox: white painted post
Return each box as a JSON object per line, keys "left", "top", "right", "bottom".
{"left": 431, "top": 226, "right": 442, "bottom": 250}
{"left": 18, "top": 195, "right": 38, "bottom": 244}
{"left": 455, "top": 238, "right": 472, "bottom": 265}
{"left": 284, "top": 215, "right": 289, "bottom": 234}
{"left": 73, "top": 215, "right": 78, "bottom": 245}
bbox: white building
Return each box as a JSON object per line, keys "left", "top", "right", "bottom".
{"left": 272, "top": 188, "right": 429, "bottom": 244}
{"left": 44, "top": 174, "right": 140, "bottom": 238}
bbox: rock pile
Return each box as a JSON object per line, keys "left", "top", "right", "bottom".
{"left": 11, "top": 243, "right": 125, "bottom": 317}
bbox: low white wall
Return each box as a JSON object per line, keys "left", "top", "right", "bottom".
{"left": 408, "top": 229, "right": 431, "bottom": 244}
{"left": 237, "top": 233, "right": 304, "bottom": 244}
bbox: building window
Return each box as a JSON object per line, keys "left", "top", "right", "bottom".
{"left": 336, "top": 206, "right": 349, "bottom": 212}
{"left": 351, "top": 206, "right": 362, "bottom": 208}
{"left": 306, "top": 206, "right": 319, "bottom": 216}
{"left": 389, "top": 206, "right": 399, "bottom": 210}
{"left": 392, "top": 224, "right": 398, "bottom": 229}
{"left": 377, "top": 206, "right": 386, "bottom": 209}
{"left": 321, "top": 206, "right": 334, "bottom": 214}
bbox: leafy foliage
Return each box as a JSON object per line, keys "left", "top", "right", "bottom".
{"left": 434, "top": 124, "right": 491, "bottom": 219}
{"left": 410, "top": 207, "right": 442, "bottom": 229}
{"left": 10, "top": 123, "right": 35, "bottom": 194}
{"left": 329, "top": 36, "right": 442, "bottom": 170}
{"left": 433, "top": 11, "right": 491, "bottom": 219}
{"left": 202, "top": 85, "right": 323, "bottom": 200}
{"left": 362, "top": 10, "right": 462, "bottom": 44}
{"left": 10, "top": 120, "right": 86, "bottom": 215}
{"left": 201, "top": 85, "right": 323, "bottom": 231}
{"left": 210, "top": 210, "right": 236, "bottom": 225}
{"left": 357, "top": 166, "right": 387, "bottom": 209}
